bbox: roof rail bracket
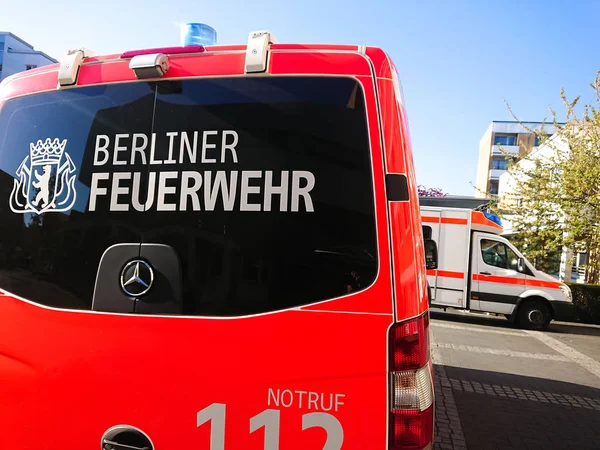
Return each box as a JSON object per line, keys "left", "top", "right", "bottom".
{"left": 58, "top": 48, "right": 96, "bottom": 87}
{"left": 245, "top": 30, "right": 277, "bottom": 74}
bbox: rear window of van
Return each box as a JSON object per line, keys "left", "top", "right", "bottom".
{"left": 0, "top": 77, "right": 378, "bottom": 315}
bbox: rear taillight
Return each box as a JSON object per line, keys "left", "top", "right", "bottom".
{"left": 389, "top": 312, "right": 434, "bottom": 450}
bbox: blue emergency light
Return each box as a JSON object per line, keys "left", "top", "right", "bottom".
{"left": 181, "top": 23, "right": 217, "bottom": 46}
{"left": 483, "top": 211, "right": 503, "bottom": 226}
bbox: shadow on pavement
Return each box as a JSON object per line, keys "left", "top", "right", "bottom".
{"left": 436, "top": 364, "right": 600, "bottom": 449}
{"left": 430, "top": 309, "right": 600, "bottom": 337}
{"left": 546, "top": 321, "right": 600, "bottom": 337}
{"left": 430, "top": 310, "right": 513, "bottom": 328}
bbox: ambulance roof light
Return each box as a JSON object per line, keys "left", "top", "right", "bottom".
{"left": 58, "top": 48, "right": 97, "bottom": 87}
{"left": 129, "top": 53, "right": 170, "bottom": 79}
{"left": 245, "top": 30, "right": 277, "bottom": 74}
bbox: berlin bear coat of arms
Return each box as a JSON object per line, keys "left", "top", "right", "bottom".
{"left": 9, "top": 138, "right": 77, "bottom": 215}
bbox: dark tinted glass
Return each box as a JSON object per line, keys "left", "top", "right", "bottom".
{"left": 481, "top": 239, "right": 519, "bottom": 270}
{"left": 141, "top": 77, "right": 377, "bottom": 316}
{"left": 0, "top": 84, "right": 154, "bottom": 308}
{"left": 0, "top": 77, "right": 377, "bottom": 316}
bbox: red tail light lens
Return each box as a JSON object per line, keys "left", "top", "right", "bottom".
{"left": 389, "top": 312, "right": 434, "bottom": 450}
{"left": 391, "top": 405, "right": 434, "bottom": 449}
{"left": 390, "top": 312, "right": 429, "bottom": 371}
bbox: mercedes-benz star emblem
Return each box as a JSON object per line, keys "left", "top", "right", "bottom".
{"left": 120, "top": 260, "right": 154, "bottom": 297}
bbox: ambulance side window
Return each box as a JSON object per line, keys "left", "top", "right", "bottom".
{"left": 480, "top": 239, "right": 519, "bottom": 271}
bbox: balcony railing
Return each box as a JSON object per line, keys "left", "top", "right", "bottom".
{"left": 489, "top": 169, "right": 507, "bottom": 179}
{"left": 492, "top": 144, "right": 519, "bottom": 155}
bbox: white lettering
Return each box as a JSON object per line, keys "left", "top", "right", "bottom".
{"left": 196, "top": 403, "right": 226, "bottom": 450}
{"left": 180, "top": 131, "right": 198, "bottom": 164}
{"left": 296, "top": 391, "right": 307, "bottom": 409}
{"left": 94, "top": 135, "right": 110, "bottom": 166}
{"left": 302, "top": 413, "right": 344, "bottom": 450}
{"left": 335, "top": 394, "right": 345, "bottom": 412}
{"left": 165, "top": 131, "right": 178, "bottom": 164}
{"left": 149, "top": 133, "right": 162, "bottom": 165}
{"left": 89, "top": 172, "right": 109, "bottom": 211}
{"left": 250, "top": 409, "right": 280, "bottom": 450}
{"left": 308, "top": 392, "right": 319, "bottom": 411}
{"left": 157, "top": 172, "right": 178, "bottom": 211}
{"left": 180, "top": 171, "right": 203, "bottom": 211}
{"left": 264, "top": 171, "right": 289, "bottom": 212}
{"left": 267, "top": 388, "right": 280, "bottom": 408}
{"left": 132, "top": 172, "right": 156, "bottom": 212}
{"left": 205, "top": 171, "right": 238, "bottom": 211}
{"left": 320, "top": 393, "right": 333, "bottom": 412}
{"left": 291, "top": 171, "right": 315, "bottom": 212}
{"left": 110, "top": 172, "right": 131, "bottom": 211}
{"left": 221, "top": 130, "right": 239, "bottom": 163}
{"left": 281, "top": 390, "right": 293, "bottom": 408}
{"left": 131, "top": 133, "right": 148, "bottom": 165}
{"left": 202, "top": 130, "right": 218, "bottom": 163}
{"left": 241, "top": 171, "right": 262, "bottom": 212}
{"left": 113, "top": 134, "right": 128, "bottom": 166}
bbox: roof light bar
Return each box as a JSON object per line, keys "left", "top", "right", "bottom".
{"left": 58, "top": 48, "right": 97, "bottom": 87}
{"left": 245, "top": 30, "right": 277, "bottom": 74}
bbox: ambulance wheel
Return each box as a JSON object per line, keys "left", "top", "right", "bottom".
{"left": 517, "top": 301, "right": 551, "bottom": 330}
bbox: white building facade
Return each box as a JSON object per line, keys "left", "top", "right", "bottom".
{"left": 0, "top": 32, "right": 57, "bottom": 82}
{"left": 475, "top": 121, "right": 561, "bottom": 198}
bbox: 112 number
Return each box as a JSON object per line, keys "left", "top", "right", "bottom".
{"left": 197, "top": 403, "right": 344, "bottom": 450}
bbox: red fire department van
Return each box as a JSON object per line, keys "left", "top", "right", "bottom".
{"left": 0, "top": 31, "right": 434, "bottom": 449}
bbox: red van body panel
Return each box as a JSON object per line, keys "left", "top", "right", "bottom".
{"left": 0, "top": 43, "right": 431, "bottom": 449}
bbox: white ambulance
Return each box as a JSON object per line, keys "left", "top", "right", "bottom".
{"left": 421, "top": 206, "right": 572, "bottom": 330}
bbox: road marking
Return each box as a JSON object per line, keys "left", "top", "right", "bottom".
{"left": 433, "top": 342, "right": 571, "bottom": 361}
{"left": 525, "top": 330, "right": 600, "bottom": 380}
{"left": 431, "top": 321, "right": 528, "bottom": 337}
{"left": 430, "top": 328, "right": 467, "bottom": 448}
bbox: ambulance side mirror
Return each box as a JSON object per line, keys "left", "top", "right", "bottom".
{"left": 424, "top": 239, "right": 438, "bottom": 270}
{"left": 517, "top": 258, "right": 525, "bottom": 273}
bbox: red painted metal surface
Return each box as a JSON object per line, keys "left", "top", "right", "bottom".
{"left": 0, "top": 45, "right": 429, "bottom": 450}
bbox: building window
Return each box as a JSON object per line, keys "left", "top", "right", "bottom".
{"left": 25, "top": 64, "right": 38, "bottom": 71}
{"left": 494, "top": 134, "right": 517, "bottom": 146}
{"left": 491, "top": 159, "right": 509, "bottom": 170}
{"left": 489, "top": 181, "right": 499, "bottom": 195}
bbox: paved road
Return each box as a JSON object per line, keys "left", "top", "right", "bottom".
{"left": 431, "top": 310, "right": 600, "bottom": 450}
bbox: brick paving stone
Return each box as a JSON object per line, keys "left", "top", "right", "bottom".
{"left": 431, "top": 315, "right": 600, "bottom": 449}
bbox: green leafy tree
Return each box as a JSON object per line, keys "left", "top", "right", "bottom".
{"left": 502, "top": 70, "right": 600, "bottom": 282}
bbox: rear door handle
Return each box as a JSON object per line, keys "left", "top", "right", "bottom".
{"left": 479, "top": 271, "right": 491, "bottom": 276}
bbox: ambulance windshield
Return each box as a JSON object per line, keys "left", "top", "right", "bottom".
{"left": 0, "top": 77, "right": 378, "bottom": 316}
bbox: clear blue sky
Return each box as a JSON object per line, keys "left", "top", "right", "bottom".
{"left": 2, "top": 0, "right": 598, "bottom": 196}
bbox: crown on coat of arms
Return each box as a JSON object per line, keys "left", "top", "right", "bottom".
{"left": 30, "top": 138, "right": 67, "bottom": 165}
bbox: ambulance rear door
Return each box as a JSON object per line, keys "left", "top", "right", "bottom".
{"left": 0, "top": 48, "right": 394, "bottom": 450}
{"left": 422, "top": 207, "right": 470, "bottom": 308}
